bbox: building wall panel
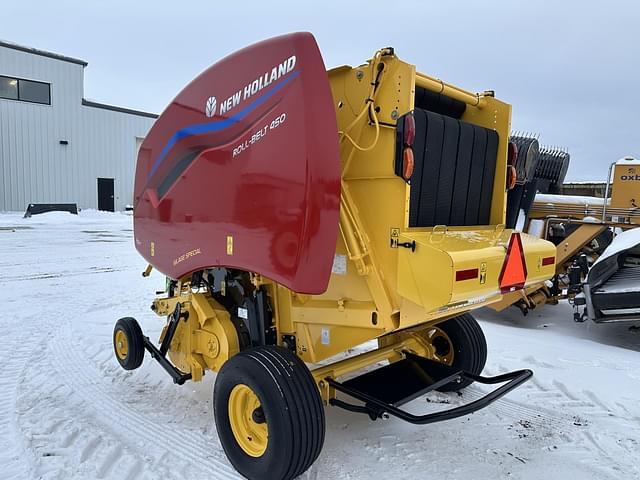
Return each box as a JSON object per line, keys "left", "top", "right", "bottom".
{"left": 0, "top": 45, "right": 156, "bottom": 212}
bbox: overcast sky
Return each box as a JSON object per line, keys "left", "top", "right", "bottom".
{"left": 3, "top": 0, "right": 639, "bottom": 180}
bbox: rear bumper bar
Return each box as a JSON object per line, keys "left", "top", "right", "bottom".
{"left": 326, "top": 352, "right": 532, "bottom": 425}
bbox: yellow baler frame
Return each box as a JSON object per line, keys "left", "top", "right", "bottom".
{"left": 149, "top": 48, "right": 556, "bottom": 397}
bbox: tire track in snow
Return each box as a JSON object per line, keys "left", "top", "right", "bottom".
{"left": 477, "top": 362, "right": 640, "bottom": 477}
{"left": 47, "top": 321, "right": 241, "bottom": 479}
{"left": 15, "top": 365, "right": 157, "bottom": 480}
{"left": 0, "top": 317, "right": 43, "bottom": 480}
{"left": 19, "top": 351, "right": 199, "bottom": 479}
{"left": 0, "top": 267, "right": 125, "bottom": 284}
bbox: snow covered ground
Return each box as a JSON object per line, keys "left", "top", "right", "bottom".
{"left": 1, "top": 211, "right": 639, "bottom": 480}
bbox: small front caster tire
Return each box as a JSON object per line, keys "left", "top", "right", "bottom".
{"left": 113, "top": 317, "right": 145, "bottom": 370}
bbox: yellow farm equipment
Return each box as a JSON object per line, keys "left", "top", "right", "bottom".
{"left": 489, "top": 143, "right": 640, "bottom": 325}
{"left": 112, "top": 33, "right": 556, "bottom": 479}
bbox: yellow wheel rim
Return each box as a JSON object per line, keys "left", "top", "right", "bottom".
{"left": 228, "top": 384, "right": 268, "bottom": 457}
{"left": 115, "top": 330, "right": 129, "bottom": 360}
{"left": 424, "top": 326, "right": 454, "bottom": 365}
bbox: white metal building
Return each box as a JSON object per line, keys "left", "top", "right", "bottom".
{"left": 0, "top": 41, "right": 157, "bottom": 212}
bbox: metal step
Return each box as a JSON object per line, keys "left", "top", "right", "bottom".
{"left": 587, "top": 266, "right": 640, "bottom": 323}
{"left": 326, "top": 352, "right": 532, "bottom": 425}
{"left": 342, "top": 356, "right": 456, "bottom": 408}
{"left": 594, "top": 266, "right": 640, "bottom": 294}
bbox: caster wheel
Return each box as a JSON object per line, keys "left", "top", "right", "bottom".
{"left": 113, "top": 317, "right": 145, "bottom": 371}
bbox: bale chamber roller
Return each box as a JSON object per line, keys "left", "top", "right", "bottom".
{"left": 113, "top": 32, "right": 557, "bottom": 480}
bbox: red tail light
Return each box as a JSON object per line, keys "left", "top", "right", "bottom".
{"left": 403, "top": 113, "right": 415, "bottom": 147}
{"left": 403, "top": 148, "right": 414, "bottom": 180}
{"left": 507, "top": 142, "right": 518, "bottom": 189}
{"left": 507, "top": 165, "right": 517, "bottom": 190}
{"left": 508, "top": 141, "right": 518, "bottom": 166}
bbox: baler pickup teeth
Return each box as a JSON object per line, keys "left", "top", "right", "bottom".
{"left": 326, "top": 352, "right": 532, "bottom": 424}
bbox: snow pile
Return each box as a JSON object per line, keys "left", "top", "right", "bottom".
{"left": 593, "top": 227, "right": 640, "bottom": 267}
{"left": 616, "top": 155, "right": 639, "bottom": 165}
{"left": 534, "top": 193, "right": 609, "bottom": 206}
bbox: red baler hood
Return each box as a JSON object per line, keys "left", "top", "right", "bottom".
{"left": 133, "top": 32, "right": 341, "bottom": 294}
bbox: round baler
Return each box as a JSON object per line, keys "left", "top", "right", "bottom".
{"left": 113, "top": 32, "right": 556, "bottom": 479}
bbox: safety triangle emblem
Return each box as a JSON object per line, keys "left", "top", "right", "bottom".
{"left": 499, "top": 232, "right": 528, "bottom": 293}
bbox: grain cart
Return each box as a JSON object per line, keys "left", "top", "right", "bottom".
{"left": 113, "top": 33, "right": 556, "bottom": 479}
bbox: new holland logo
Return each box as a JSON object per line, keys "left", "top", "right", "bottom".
{"left": 212, "top": 55, "right": 296, "bottom": 117}
{"left": 205, "top": 96, "right": 217, "bottom": 118}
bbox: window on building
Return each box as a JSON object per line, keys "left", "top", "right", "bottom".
{"left": 0, "top": 75, "right": 50, "bottom": 105}
{"left": 0, "top": 76, "right": 18, "bottom": 100}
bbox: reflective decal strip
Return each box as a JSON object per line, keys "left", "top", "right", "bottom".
{"left": 542, "top": 256, "right": 555, "bottom": 266}
{"left": 456, "top": 268, "right": 479, "bottom": 281}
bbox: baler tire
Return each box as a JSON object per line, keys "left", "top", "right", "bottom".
{"left": 434, "top": 313, "right": 487, "bottom": 392}
{"left": 113, "top": 317, "right": 145, "bottom": 371}
{"left": 214, "top": 346, "right": 325, "bottom": 480}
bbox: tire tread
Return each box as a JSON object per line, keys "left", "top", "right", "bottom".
{"left": 436, "top": 313, "right": 487, "bottom": 392}
{"left": 214, "top": 346, "right": 325, "bottom": 480}
{"left": 113, "top": 317, "right": 144, "bottom": 370}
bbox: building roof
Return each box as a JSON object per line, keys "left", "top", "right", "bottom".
{"left": 1, "top": 39, "right": 158, "bottom": 119}
{"left": 0, "top": 39, "right": 88, "bottom": 66}
{"left": 81, "top": 99, "right": 158, "bottom": 119}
